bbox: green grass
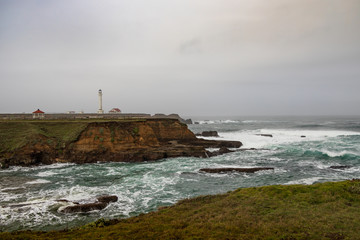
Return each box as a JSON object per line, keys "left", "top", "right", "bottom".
{"left": 0, "top": 121, "right": 88, "bottom": 153}
{"left": 0, "top": 119, "right": 148, "bottom": 154}
{"left": 1, "top": 180, "right": 360, "bottom": 239}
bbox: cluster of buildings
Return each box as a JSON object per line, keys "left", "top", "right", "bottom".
{"left": 2, "top": 89, "right": 191, "bottom": 124}
{"left": 31, "top": 89, "right": 122, "bottom": 119}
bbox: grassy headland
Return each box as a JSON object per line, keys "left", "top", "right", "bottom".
{"left": 0, "top": 119, "right": 145, "bottom": 154}
{"left": 1, "top": 180, "right": 360, "bottom": 239}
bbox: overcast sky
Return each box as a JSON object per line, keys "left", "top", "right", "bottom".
{"left": 1, "top": 0, "right": 359, "bottom": 116}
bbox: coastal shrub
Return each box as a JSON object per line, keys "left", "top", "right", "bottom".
{"left": 47, "top": 139, "right": 53, "bottom": 145}
{"left": 99, "top": 128, "right": 104, "bottom": 135}
{"left": 132, "top": 127, "right": 139, "bottom": 136}
{"left": 100, "top": 138, "right": 104, "bottom": 142}
{"left": 94, "top": 136, "right": 99, "bottom": 141}
{"left": 111, "top": 137, "right": 115, "bottom": 143}
{"left": 348, "top": 183, "right": 360, "bottom": 194}
{"left": 110, "top": 126, "right": 115, "bottom": 136}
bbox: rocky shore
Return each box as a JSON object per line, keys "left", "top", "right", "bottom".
{"left": 2, "top": 180, "right": 359, "bottom": 239}
{"left": 0, "top": 119, "right": 242, "bottom": 168}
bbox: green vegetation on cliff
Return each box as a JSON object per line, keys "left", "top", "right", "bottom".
{"left": 1, "top": 180, "right": 360, "bottom": 239}
{"left": 0, "top": 119, "right": 146, "bottom": 154}
{"left": 0, "top": 121, "right": 88, "bottom": 153}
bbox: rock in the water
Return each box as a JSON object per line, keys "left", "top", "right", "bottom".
{"left": 206, "top": 147, "right": 233, "bottom": 157}
{"left": 255, "top": 134, "right": 273, "bottom": 137}
{"left": 330, "top": 166, "right": 351, "bottom": 170}
{"left": 184, "top": 119, "right": 193, "bottom": 124}
{"left": 60, "top": 195, "right": 118, "bottom": 213}
{"left": 239, "top": 148, "right": 270, "bottom": 151}
{"left": 56, "top": 199, "right": 79, "bottom": 204}
{"left": 199, "top": 167, "right": 274, "bottom": 173}
{"left": 97, "top": 195, "right": 118, "bottom": 203}
{"left": 61, "top": 202, "right": 108, "bottom": 213}
{"left": 301, "top": 135, "right": 306, "bottom": 138}
{"left": 196, "top": 131, "right": 219, "bottom": 137}
{"left": 191, "top": 139, "right": 241, "bottom": 149}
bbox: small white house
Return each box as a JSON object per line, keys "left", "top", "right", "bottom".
{"left": 32, "top": 109, "right": 45, "bottom": 119}
{"left": 109, "top": 108, "right": 121, "bottom": 114}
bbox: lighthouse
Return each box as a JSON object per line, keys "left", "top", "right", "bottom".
{"left": 97, "top": 89, "right": 104, "bottom": 114}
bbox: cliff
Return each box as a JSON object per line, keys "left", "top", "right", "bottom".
{"left": 0, "top": 119, "right": 241, "bottom": 168}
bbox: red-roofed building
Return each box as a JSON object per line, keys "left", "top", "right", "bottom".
{"left": 32, "top": 109, "right": 45, "bottom": 119}
{"left": 109, "top": 108, "right": 121, "bottom": 114}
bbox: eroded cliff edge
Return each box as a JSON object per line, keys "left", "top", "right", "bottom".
{"left": 0, "top": 119, "right": 242, "bottom": 168}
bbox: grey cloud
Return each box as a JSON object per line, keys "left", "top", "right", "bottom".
{"left": 0, "top": 0, "right": 359, "bottom": 116}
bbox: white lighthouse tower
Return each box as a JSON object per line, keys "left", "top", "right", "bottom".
{"left": 97, "top": 89, "right": 104, "bottom": 114}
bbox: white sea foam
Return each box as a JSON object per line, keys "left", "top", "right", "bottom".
{"left": 0, "top": 163, "right": 75, "bottom": 173}
{"left": 25, "top": 179, "right": 51, "bottom": 185}
{"left": 196, "top": 120, "right": 240, "bottom": 124}
{"left": 320, "top": 149, "right": 358, "bottom": 158}
{"left": 285, "top": 177, "right": 322, "bottom": 185}
{"left": 242, "top": 120, "right": 283, "bottom": 123}
{"left": 1, "top": 187, "right": 26, "bottom": 191}
{"left": 215, "top": 129, "right": 360, "bottom": 148}
{"left": 36, "top": 171, "right": 58, "bottom": 177}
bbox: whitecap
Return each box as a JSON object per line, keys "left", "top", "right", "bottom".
{"left": 218, "top": 129, "right": 360, "bottom": 148}
{"left": 1, "top": 187, "right": 26, "bottom": 191}
{"left": 195, "top": 120, "right": 239, "bottom": 125}
{"left": 25, "top": 179, "right": 51, "bottom": 185}
{"left": 36, "top": 171, "right": 58, "bottom": 177}
{"left": 320, "top": 149, "right": 359, "bottom": 158}
{"left": 285, "top": 177, "right": 322, "bottom": 185}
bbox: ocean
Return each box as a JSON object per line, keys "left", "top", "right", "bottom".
{"left": 1, "top": 116, "right": 360, "bottom": 231}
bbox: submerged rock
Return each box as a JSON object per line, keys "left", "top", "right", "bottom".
{"left": 239, "top": 148, "right": 270, "bottom": 151}
{"left": 97, "top": 195, "right": 118, "bottom": 203}
{"left": 255, "top": 134, "right": 273, "bottom": 138}
{"left": 199, "top": 167, "right": 274, "bottom": 174}
{"left": 330, "top": 166, "right": 351, "bottom": 170}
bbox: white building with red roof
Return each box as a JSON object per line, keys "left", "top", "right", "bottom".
{"left": 109, "top": 108, "right": 121, "bottom": 114}
{"left": 32, "top": 109, "right": 45, "bottom": 119}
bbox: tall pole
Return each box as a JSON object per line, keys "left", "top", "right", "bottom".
{"left": 98, "top": 89, "right": 104, "bottom": 114}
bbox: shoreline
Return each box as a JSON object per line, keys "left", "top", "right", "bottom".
{"left": 1, "top": 179, "right": 359, "bottom": 239}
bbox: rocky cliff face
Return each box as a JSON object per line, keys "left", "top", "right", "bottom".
{"left": 0, "top": 119, "right": 242, "bottom": 168}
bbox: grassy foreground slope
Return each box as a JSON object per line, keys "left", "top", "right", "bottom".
{"left": 2, "top": 180, "right": 360, "bottom": 240}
